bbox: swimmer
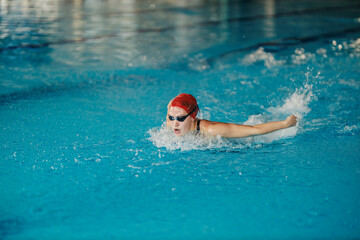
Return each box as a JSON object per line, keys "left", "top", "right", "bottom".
{"left": 166, "top": 93, "right": 297, "bottom": 137}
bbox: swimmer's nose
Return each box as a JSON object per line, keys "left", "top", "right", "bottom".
{"left": 174, "top": 120, "right": 180, "bottom": 127}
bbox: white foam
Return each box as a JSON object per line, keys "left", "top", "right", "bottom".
{"left": 242, "top": 47, "right": 285, "bottom": 68}
{"left": 291, "top": 48, "right": 315, "bottom": 65}
{"left": 148, "top": 123, "right": 247, "bottom": 151}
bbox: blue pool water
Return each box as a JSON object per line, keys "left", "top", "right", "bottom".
{"left": 1, "top": 0, "right": 360, "bottom": 239}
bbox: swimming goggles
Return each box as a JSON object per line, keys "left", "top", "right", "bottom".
{"left": 168, "top": 105, "right": 198, "bottom": 122}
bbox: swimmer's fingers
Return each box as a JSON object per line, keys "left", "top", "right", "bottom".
{"left": 285, "top": 115, "right": 297, "bottom": 127}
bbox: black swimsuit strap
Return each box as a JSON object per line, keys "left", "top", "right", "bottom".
{"left": 196, "top": 120, "right": 201, "bottom": 133}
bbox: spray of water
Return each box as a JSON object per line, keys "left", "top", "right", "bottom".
{"left": 242, "top": 47, "right": 285, "bottom": 68}
{"left": 148, "top": 123, "right": 247, "bottom": 151}
{"left": 244, "top": 83, "right": 313, "bottom": 143}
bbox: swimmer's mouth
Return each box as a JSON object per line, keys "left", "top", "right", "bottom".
{"left": 174, "top": 129, "right": 181, "bottom": 135}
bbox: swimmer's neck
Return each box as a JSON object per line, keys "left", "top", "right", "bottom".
{"left": 191, "top": 118, "right": 199, "bottom": 132}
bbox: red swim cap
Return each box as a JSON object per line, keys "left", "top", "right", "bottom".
{"left": 170, "top": 93, "right": 198, "bottom": 119}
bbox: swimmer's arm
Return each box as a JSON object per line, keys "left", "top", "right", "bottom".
{"left": 204, "top": 115, "right": 297, "bottom": 138}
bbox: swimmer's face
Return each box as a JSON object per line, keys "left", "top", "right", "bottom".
{"left": 168, "top": 106, "right": 194, "bottom": 136}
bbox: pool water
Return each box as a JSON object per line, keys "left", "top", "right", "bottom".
{"left": 1, "top": 0, "right": 360, "bottom": 239}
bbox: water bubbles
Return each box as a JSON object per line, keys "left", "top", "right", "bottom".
{"left": 291, "top": 48, "right": 314, "bottom": 65}
{"left": 338, "top": 125, "right": 360, "bottom": 136}
{"left": 316, "top": 48, "right": 327, "bottom": 58}
{"left": 330, "top": 38, "right": 360, "bottom": 57}
{"left": 348, "top": 38, "right": 360, "bottom": 56}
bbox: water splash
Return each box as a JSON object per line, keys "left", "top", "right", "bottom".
{"left": 291, "top": 48, "right": 315, "bottom": 65}
{"left": 267, "top": 83, "right": 313, "bottom": 118}
{"left": 148, "top": 123, "right": 248, "bottom": 151}
{"left": 244, "top": 82, "right": 314, "bottom": 143}
{"left": 242, "top": 47, "right": 285, "bottom": 68}
{"left": 148, "top": 81, "right": 314, "bottom": 149}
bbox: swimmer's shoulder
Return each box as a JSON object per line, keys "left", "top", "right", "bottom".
{"left": 197, "top": 119, "right": 233, "bottom": 137}
{"left": 196, "top": 119, "right": 217, "bottom": 135}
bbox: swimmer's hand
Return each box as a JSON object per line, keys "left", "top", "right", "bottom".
{"left": 285, "top": 115, "right": 297, "bottom": 127}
